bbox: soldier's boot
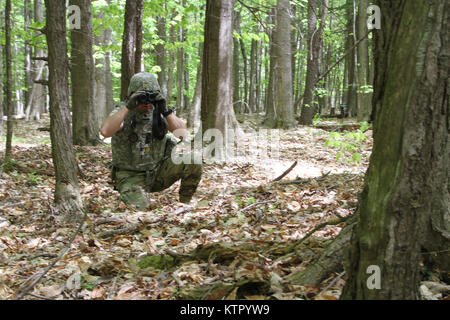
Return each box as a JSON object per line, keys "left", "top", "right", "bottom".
{"left": 178, "top": 163, "right": 203, "bottom": 204}
{"left": 120, "top": 185, "right": 149, "bottom": 210}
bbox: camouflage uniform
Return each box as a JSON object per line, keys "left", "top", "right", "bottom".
{"left": 110, "top": 72, "right": 202, "bottom": 209}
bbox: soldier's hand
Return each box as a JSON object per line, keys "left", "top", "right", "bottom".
{"left": 127, "top": 91, "right": 146, "bottom": 111}
{"left": 159, "top": 100, "right": 174, "bottom": 118}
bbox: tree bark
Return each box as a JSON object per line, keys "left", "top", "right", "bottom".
{"left": 187, "top": 45, "right": 203, "bottom": 129}
{"left": 299, "top": 0, "right": 319, "bottom": 125}
{"left": 3, "top": 0, "right": 13, "bottom": 164}
{"left": 44, "top": 0, "right": 83, "bottom": 220}
{"left": 120, "top": 0, "right": 139, "bottom": 100}
{"left": 155, "top": 14, "right": 167, "bottom": 95}
{"left": 70, "top": 0, "right": 98, "bottom": 146}
{"left": 341, "top": 0, "right": 449, "bottom": 300}
{"left": 134, "top": 0, "right": 144, "bottom": 73}
{"left": 263, "top": 8, "right": 276, "bottom": 127}
{"left": 201, "top": 0, "right": 242, "bottom": 138}
{"left": 356, "top": 0, "right": 371, "bottom": 122}
{"left": 274, "top": 0, "right": 295, "bottom": 128}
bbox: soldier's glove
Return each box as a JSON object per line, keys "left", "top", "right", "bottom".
{"left": 159, "top": 100, "right": 174, "bottom": 118}
{"left": 127, "top": 90, "right": 148, "bottom": 111}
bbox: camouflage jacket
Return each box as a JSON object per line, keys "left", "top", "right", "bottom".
{"left": 110, "top": 102, "right": 175, "bottom": 172}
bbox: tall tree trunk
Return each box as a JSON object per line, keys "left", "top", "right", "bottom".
{"left": 166, "top": 14, "right": 176, "bottom": 106}
{"left": 134, "top": 0, "right": 144, "bottom": 73}
{"left": 274, "top": 0, "right": 295, "bottom": 128}
{"left": 300, "top": 0, "right": 327, "bottom": 125}
{"left": 263, "top": 8, "right": 276, "bottom": 127}
{"left": 342, "top": 0, "right": 357, "bottom": 118}
{"left": 187, "top": 45, "right": 203, "bottom": 129}
{"left": 156, "top": 14, "right": 167, "bottom": 95}
{"left": 249, "top": 27, "right": 258, "bottom": 113}
{"left": 232, "top": 10, "right": 241, "bottom": 113}
{"left": 70, "top": 0, "right": 98, "bottom": 146}
{"left": 356, "top": 0, "right": 371, "bottom": 122}
{"left": 120, "top": 0, "right": 139, "bottom": 100}
{"left": 94, "top": 2, "right": 113, "bottom": 126}
{"left": 176, "top": 24, "right": 185, "bottom": 113}
{"left": 3, "top": 0, "right": 13, "bottom": 165}
{"left": 341, "top": 0, "right": 449, "bottom": 300}
{"left": 26, "top": 0, "right": 46, "bottom": 121}
{"left": 201, "top": 0, "right": 242, "bottom": 137}
{"left": 44, "top": 0, "right": 83, "bottom": 220}
{"left": 24, "top": 0, "right": 33, "bottom": 111}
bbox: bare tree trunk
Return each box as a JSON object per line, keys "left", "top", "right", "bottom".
{"left": 70, "top": 0, "right": 98, "bottom": 146}
{"left": 187, "top": 45, "right": 203, "bottom": 129}
{"left": 167, "top": 14, "right": 176, "bottom": 106}
{"left": 3, "top": 0, "right": 13, "bottom": 165}
{"left": 120, "top": 0, "right": 138, "bottom": 100}
{"left": 134, "top": 0, "right": 143, "bottom": 73}
{"left": 155, "top": 14, "right": 167, "bottom": 95}
{"left": 94, "top": 2, "right": 113, "bottom": 126}
{"left": 176, "top": 24, "right": 185, "bottom": 113}
{"left": 201, "top": 0, "right": 242, "bottom": 137}
{"left": 342, "top": 0, "right": 449, "bottom": 300}
{"left": 356, "top": 0, "right": 371, "bottom": 122}
{"left": 232, "top": 10, "right": 241, "bottom": 113}
{"left": 44, "top": 0, "right": 83, "bottom": 220}
{"left": 24, "top": 0, "right": 33, "bottom": 111}
{"left": 263, "top": 8, "right": 276, "bottom": 127}
{"left": 274, "top": 0, "right": 295, "bottom": 128}
{"left": 300, "top": 0, "right": 327, "bottom": 125}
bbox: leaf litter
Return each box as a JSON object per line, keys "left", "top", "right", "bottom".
{"left": 0, "top": 115, "right": 372, "bottom": 300}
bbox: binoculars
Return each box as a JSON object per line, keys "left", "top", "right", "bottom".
{"left": 135, "top": 91, "right": 161, "bottom": 105}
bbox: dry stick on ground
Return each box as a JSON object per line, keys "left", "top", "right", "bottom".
{"left": 272, "top": 161, "right": 298, "bottom": 182}
{"left": 318, "top": 271, "right": 346, "bottom": 296}
{"left": 286, "top": 216, "right": 349, "bottom": 253}
{"left": 15, "top": 213, "right": 86, "bottom": 299}
{"left": 98, "top": 206, "right": 194, "bottom": 238}
{"left": 240, "top": 200, "right": 276, "bottom": 212}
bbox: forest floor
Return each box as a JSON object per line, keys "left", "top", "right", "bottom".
{"left": 0, "top": 114, "right": 373, "bottom": 300}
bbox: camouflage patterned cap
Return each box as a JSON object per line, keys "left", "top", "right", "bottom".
{"left": 127, "top": 72, "right": 163, "bottom": 98}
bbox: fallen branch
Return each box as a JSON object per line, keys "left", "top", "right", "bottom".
{"left": 318, "top": 271, "right": 346, "bottom": 296}
{"left": 272, "top": 161, "right": 298, "bottom": 182}
{"left": 15, "top": 213, "right": 86, "bottom": 299}
{"left": 240, "top": 200, "right": 276, "bottom": 212}
{"left": 98, "top": 223, "right": 141, "bottom": 238}
{"left": 286, "top": 216, "right": 349, "bottom": 253}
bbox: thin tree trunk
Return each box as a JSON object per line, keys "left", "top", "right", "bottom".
{"left": 274, "top": 0, "right": 295, "bottom": 128}
{"left": 156, "top": 14, "right": 167, "bottom": 95}
{"left": 70, "top": 0, "right": 98, "bottom": 146}
{"left": 3, "top": 0, "right": 13, "bottom": 165}
{"left": 120, "top": 0, "right": 138, "bottom": 100}
{"left": 44, "top": 0, "right": 83, "bottom": 220}
{"left": 356, "top": 0, "right": 371, "bottom": 122}
{"left": 188, "top": 45, "right": 203, "bottom": 129}
{"left": 167, "top": 13, "right": 176, "bottom": 106}
{"left": 201, "top": 0, "right": 242, "bottom": 138}
{"left": 134, "top": 0, "right": 143, "bottom": 73}
{"left": 263, "top": 8, "right": 276, "bottom": 127}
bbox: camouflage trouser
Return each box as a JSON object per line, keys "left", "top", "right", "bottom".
{"left": 114, "top": 158, "right": 202, "bottom": 210}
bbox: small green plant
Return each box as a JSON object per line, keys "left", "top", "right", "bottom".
{"left": 245, "top": 196, "right": 256, "bottom": 206}
{"left": 325, "top": 122, "right": 370, "bottom": 163}
{"left": 312, "top": 114, "right": 322, "bottom": 126}
{"left": 26, "top": 171, "right": 43, "bottom": 186}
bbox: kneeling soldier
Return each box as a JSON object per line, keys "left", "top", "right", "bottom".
{"left": 101, "top": 72, "right": 202, "bottom": 210}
